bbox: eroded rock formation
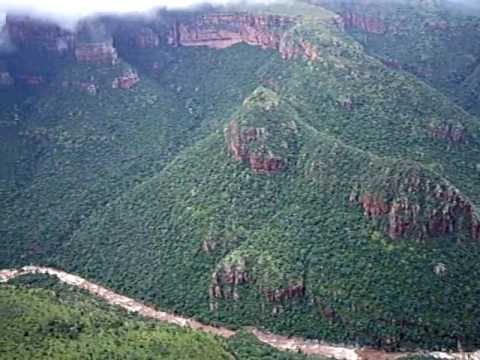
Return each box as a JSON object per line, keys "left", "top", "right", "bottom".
{"left": 209, "top": 257, "right": 249, "bottom": 310}
{"left": 265, "top": 282, "right": 305, "bottom": 303}
{"left": 429, "top": 120, "right": 466, "bottom": 144}
{"left": 112, "top": 69, "right": 140, "bottom": 89}
{"left": 224, "top": 120, "right": 286, "bottom": 175}
{"left": 354, "top": 173, "right": 480, "bottom": 241}
{"left": 168, "top": 13, "right": 319, "bottom": 61}
{"left": 209, "top": 255, "right": 305, "bottom": 313}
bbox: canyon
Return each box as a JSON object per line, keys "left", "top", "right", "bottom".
{"left": 2, "top": 1, "right": 480, "bottom": 354}
{"left": 1, "top": 11, "right": 319, "bottom": 85}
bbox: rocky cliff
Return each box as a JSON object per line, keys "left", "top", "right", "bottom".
{"left": 209, "top": 255, "right": 305, "bottom": 313}
{"left": 112, "top": 69, "right": 140, "bottom": 89}
{"left": 224, "top": 120, "right": 287, "bottom": 175}
{"left": 3, "top": 11, "right": 321, "bottom": 78}
{"left": 428, "top": 120, "right": 466, "bottom": 144}
{"left": 167, "top": 13, "right": 319, "bottom": 61}
{"left": 352, "top": 164, "right": 480, "bottom": 242}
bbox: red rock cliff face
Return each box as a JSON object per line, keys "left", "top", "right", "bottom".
{"left": 112, "top": 69, "right": 140, "bottom": 89}
{"left": 354, "top": 174, "right": 480, "bottom": 242}
{"left": 75, "top": 41, "right": 118, "bottom": 65}
{"left": 224, "top": 120, "right": 286, "bottom": 175}
{"left": 209, "top": 259, "right": 249, "bottom": 310}
{"left": 209, "top": 256, "right": 305, "bottom": 313}
{"left": 6, "top": 15, "right": 74, "bottom": 54}
{"left": 168, "top": 13, "right": 319, "bottom": 61}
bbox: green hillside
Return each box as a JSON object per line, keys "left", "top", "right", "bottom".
{"left": 309, "top": 0, "right": 480, "bottom": 115}
{"left": 0, "top": 274, "right": 310, "bottom": 359}
{"left": 1, "top": 0, "right": 480, "bottom": 353}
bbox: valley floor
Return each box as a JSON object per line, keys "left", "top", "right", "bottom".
{"left": 1, "top": 266, "right": 478, "bottom": 360}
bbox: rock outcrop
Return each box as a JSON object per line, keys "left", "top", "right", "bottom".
{"left": 75, "top": 41, "right": 118, "bottom": 65}
{"left": 353, "top": 169, "right": 480, "bottom": 242}
{"left": 112, "top": 69, "right": 140, "bottom": 89}
{"left": 224, "top": 120, "right": 286, "bottom": 175}
{"left": 209, "top": 255, "right": 305, "bottom": 313}
{"left": 209, "top": 257, "right": 249, "bottom": 310}
{"left": 428, "top": 120, "right": 466, "bottom": 144}
{"left": 5, "top": 11, "right": 320, "bottom": 74}
{"left": 168, "top": 13, "right": 319, "bottom": 61}
{"left": 168, "top": 14, "right": 292, "bottom": 48}
{"left": 265, "top": 282, "right": 305, "bottom": 303}
{"left": 265, "top": 282, "right": 305, "bottom": 315}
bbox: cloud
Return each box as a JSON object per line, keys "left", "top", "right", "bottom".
{"left": 0, "top": 13, "right": 15, "bottom": 54}
{"left": 0, "top": 0, "right": 279, "bottom": 22}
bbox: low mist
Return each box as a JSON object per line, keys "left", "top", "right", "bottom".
{"left": 0, "top": 0, "right": 281, "bottom": 24}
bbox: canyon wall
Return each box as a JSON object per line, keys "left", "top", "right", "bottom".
{"left": 167, "top": 13, "right": 319, "bottom": 61}
{"left": 2, "top": 11, "right": 320, "bottom": 84}
{"left": 351, "top": 169, "right": 480, "bottom": 242}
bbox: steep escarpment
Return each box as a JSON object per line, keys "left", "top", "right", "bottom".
{"left": 163, "top": 11, "right": 323, "bottom": 64}
{"left": 168, "top": 13, "right": 295, "bottom": 49}
{"left": 2, "top": 11, "right": 322, "bottom": 90}
{"left": 352, "top": 162, "right": 480, "bottom": 242}
{"left": 167, "top": 13, "right": 319, "bottom": 61}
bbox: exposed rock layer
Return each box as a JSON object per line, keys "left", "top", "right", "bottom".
{"left": 224, "top": 120, "right": 286, "bottom": 175}
{"left": 112, "top": 69, "right": 140, "bottom": 89}
{"left": 354, "top": 173, "right": 480, "bottom": 242}
{"left": 167, "top": 13, "right": 319, "bottom": 61}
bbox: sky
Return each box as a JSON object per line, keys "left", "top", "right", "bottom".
{"left": 0, "top": 0, "right": 478, "bottom": 25}
{"left": 0, "top": 0, "right": 278, "bottom": 22}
